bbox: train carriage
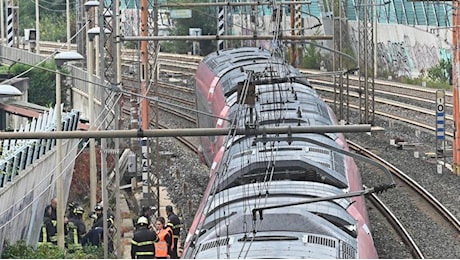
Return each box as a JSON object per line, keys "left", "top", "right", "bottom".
{"left": 184, "top": 47, "right": 378, "bottom": 259}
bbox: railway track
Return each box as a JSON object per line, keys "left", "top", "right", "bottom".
{"left": 116, "top": 51, "right": 453, "bottom": 141}
{"left": 365, "top": 191, "right": 424, "bottom": 259}
{"left": 349, "top": 140, "right": 460, "bottom": 258}
{"left": 301, "top": 69, "right": 453, "bottom": 106}
{"left": 149, "top": 53, "right": 453, "bottom": 142}
{"left": 312, "top": 81, "right": 454, "bottom": 136}
{"left": 120, "top": 106, "right": 198, "bottom": 154}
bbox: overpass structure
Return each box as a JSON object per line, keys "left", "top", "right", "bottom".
{"left": 0, "top": 0, "right": 455, "bottom": 256}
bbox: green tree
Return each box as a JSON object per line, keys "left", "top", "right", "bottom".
{"left": 18, "top": 0, "right": 75, "bottom": 42}
{"left": 427, "top": 59, "right": 452, "bottom": 84}
{"left": 9, "top": 62, "right": 63, "bottom": 107}
{"left": 162, "top": 7, "right": 217, "bottom": 55}
{"left": 302, "top": 42, "right": 321, "bottom": 69}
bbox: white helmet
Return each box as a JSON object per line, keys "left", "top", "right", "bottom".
{"left": 137, "top": 216, "right": 149, "bottom": 226}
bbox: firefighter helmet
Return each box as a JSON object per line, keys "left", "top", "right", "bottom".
{"left": 137, "top": 216, "right": 149, "bottom": 226}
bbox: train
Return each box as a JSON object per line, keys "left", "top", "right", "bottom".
{"left": 182, "top": 47, "right": 379, "bottom": 258}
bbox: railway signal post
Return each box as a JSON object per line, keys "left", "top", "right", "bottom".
{"left": 436, "top": 90, "right": 446, "bottom": 173}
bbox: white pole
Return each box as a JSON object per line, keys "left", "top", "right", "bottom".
{"left": 55, "top": 70, "right": 65, "bottom": 248}
{"left": 35, "top": 0, "right": 39, "bottom": 53}
{"left": 373, "top": 0, "right": 377, "bottom": 78}
{"left": 88, "top": 36, "right": 97, "bottom": 211}
{"left": 66, "top": 0, "right": 70, "bottom": 50}
{"left": 94, "top": 7, "right": 99, "bottom": 76}
{"left": 0, "top": 0, "right": 4, "bottom": 43}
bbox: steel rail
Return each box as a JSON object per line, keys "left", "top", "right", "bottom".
{"left": 365, "top": 186, "right": 425, "bottom": 259}
{"left": 350, "top": 141, "right": 460, "bottom": 233}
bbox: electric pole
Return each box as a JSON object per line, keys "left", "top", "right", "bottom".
{"left": 453, "top": 0, "right": 460, "bottom": 174}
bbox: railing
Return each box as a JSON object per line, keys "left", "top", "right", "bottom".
{"left": 0, "top": 107, "right": 80, "bottom": 188}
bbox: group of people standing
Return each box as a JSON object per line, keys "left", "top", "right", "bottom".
{"left": 38, "top": 198, "right": 114, "bottom": 251}
{"left": 38, "top": 199, "right": 87, "bottom": 250}
{"left": 131, "top": 205, "right": 182, "bottom": 259}
{"left": 38, "top": 198, "right": 183, "bottom": 258}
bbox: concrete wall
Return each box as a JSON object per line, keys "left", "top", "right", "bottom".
{"left": 0, "top": 138, "right": 79, "bottom": 253}
{"left": 232, "top": 15, "right": 452, "bottom": 78}
{"left": 349, "top": 22, "right": 452, "bottom": 78}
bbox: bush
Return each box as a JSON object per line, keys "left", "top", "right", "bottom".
{"left": 1, "top": 240, "right": 104, "bottom": 259}
{"left": 2, "top": 240, "right": 36, "bottom": 258}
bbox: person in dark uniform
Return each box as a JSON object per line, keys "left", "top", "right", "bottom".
{"left": 44, "top": 198, "right": 57, "bottom": 220}
{"left": 38, "top": 198, "right": 58, "bottom": 245}
{"left": 131, "top": 216, "right": 159, "bottom": 259}
{"left": 38, "top": 217, "right": 57, "bottom": 245}
{"left": 166, "top": 205, "right": 182, "bottom": 259}
{"left": 91, "top": 204, "right": 104, "bottom": 228}
{"left": 66, "top": 201, "right": 80, "bottom": 219}
{"left": 66, "top": 206, "right": 86, "bottom": 251}
{"left": 81, "top": 204, "right": 104, "bottom": 247}
{"left": 137, "top": 205, "right": 154, "bottom": 231}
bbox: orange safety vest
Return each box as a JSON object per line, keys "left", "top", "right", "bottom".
{"left": 155, "top": 228, "right": 174, "bottom": 257}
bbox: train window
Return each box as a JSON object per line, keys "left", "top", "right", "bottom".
{"left": 3, "top": 139, "right": 11, "bottom": 152}
{"left": 316, "top": 103, "right": 330, "bottom": 120}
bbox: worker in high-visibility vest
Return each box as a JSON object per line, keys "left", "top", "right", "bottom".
{"left": 37, "top": 218, "right": 57, "bottom": 245}
{"left": 38, "top": 199, "right": 58, "bottom": 246}
{"left": 154, "top": 217, "right": 174, "bottom": 259}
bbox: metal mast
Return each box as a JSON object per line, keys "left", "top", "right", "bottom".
{"left": 332, "top": 0, "right": 352, "bottom": 123}
{"left": 290, "top": 1, "right": 302, "bottom": 67}
{"left": 356, "top": 0, "right": 375, "bottom": 124}
{"left": 453, "top": 0, "right": 460, "bottom": 174}
{"left": 97, "top": 0, "right": 123, "bottom": 256}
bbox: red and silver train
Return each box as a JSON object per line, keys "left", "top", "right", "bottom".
{"left": 183, "top": 47, "right": 379, "bottom": 258}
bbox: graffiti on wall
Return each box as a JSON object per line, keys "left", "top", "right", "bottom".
{"left": 349, "top": 25, "right": 449, "bottom": 78}
{"left": 376, "top": 35, "right": 441, "bottom": 78}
